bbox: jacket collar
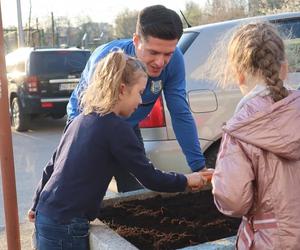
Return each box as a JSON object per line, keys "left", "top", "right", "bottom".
{"left": 235, "top": 84, "right": 269, "bottom": 114}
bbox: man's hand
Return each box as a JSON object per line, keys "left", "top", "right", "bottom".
{"left": 28, "top": 209, "right": 36, "bottom": 222}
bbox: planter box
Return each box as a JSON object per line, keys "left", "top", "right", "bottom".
{"left": 90, "top": 188, "right": 239, "bottom": 249}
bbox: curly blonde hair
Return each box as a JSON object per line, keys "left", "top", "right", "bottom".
{"left": 80, "top": 51, "right": 147, "bottom": 115}
{"left": 226, "top": 22, "right": 289, "bottom": 102}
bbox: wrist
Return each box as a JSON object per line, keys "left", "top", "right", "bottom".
{"left": 193, "top": 165, "right": 206, "bottom": 172}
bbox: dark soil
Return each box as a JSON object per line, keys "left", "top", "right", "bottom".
{"left": 98, "top": 190, "right": 241, "bottom": 250}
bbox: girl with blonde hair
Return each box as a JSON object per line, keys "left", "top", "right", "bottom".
{"left": 212, "top": 22, "right": 300, "bottom": 249}
{"left": 29, "top": 51, "right": 207, "bottom": 250}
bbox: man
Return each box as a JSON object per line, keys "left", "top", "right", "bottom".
{"left": 67, "top": 5, "right": 206, "bottom": 191}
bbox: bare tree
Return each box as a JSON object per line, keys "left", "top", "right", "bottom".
{"left": 79, "top": 22, "right": 114, "bottom": 49}
{"left": 182, "top": 1, "right": 203, "bottom": 27}
{"left": 27, "top": 0, "right": 32, "bottom": 45}
{"left": 258, "top": 0, "right": 284, "bottom": 13}
{"left": 204, "top": 0, "right": 247, "bottom": 23}
{"left": 257, "top": 0, "right": 300, "bottom": 14}
{"left": 114, "top": 8, "right": 138, "bottom": 39}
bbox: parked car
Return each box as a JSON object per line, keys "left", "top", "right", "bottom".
{"left": 140, "top": 12, "right": 300, "bottom": 174}
{"left": 6, "top": 47, "right": 91, "bottom": 131}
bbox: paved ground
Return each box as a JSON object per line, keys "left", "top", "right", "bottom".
{"left": 0, "top": 117, "right": 66, "bottom": 230}
{"left": 0, "top": 221, "right": 34, "bottom": 250}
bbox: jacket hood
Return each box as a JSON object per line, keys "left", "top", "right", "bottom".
{"left": 224, "top": 91, "right": 300, "bottom": 160}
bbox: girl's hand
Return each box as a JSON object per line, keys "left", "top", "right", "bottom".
{"left": 199, "top": 168, "right": 214, "bottom": 182}
{"left": 28, "top": 210, "right": 36, "bottom": 222}
{"left": 185, "top": 172, "right": 205, "bottom": 191}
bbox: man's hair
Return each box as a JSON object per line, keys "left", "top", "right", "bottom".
{"left": 136, "top": 5, "right": 183, "bottom": 41}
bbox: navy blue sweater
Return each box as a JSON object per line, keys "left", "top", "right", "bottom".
{"left": 67, "top": 39, "right": 206, "bottom": 171}
{"left": 36, "top": 112, "right": 187, "bottom": 223}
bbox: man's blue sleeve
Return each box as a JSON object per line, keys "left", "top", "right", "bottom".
{"left": 67, "top": 59, "right": 92, "bottom": 120}
{"left": 66, "top": 44, "right": 111, "bottom": 120}
{"left": 164, "top": 48, "right": 206, "bottom": 171}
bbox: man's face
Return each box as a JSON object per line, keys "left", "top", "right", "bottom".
{"left": 133, "top": 34, "right": 178, "bottom": 77}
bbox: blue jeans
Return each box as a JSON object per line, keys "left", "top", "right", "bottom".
{"left": 35, "top": 212, "right": 89, "bottom": 250}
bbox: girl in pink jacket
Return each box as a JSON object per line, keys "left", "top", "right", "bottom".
{"left": 212, "top": 22, "right": 300, "bottom": 249}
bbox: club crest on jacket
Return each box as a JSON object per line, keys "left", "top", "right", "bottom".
{"left": 150, "top": 80, "right": 163, "bottom": 94}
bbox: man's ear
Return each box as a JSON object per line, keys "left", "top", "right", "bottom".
{"left": 279, "top": 61, "right": 288, "bottom": 80}
{"left": 133, "top": 33, "right": 140, "bottom": 48}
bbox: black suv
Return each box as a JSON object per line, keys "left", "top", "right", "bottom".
{"left": 6, "top": 47, "right": 91, "bottom": 131}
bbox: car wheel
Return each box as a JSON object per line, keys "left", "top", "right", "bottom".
{"left": 11, "top": 97, "right": 30, "bottom": 132}
{"left": 204, "top": 141, "right": 221, "bottom": 169}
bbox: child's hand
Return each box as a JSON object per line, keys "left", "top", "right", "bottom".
{"left": 28, "top": 209, "right": 36, "bottom": 222}
{"left": 199, "top": 168, "right": 214, "bottom": 182}
{"left": 185, "top": 172, "right": 206, "bottom": 191}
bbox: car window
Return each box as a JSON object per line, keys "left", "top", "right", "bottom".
{"left": 276, "top": 19, "right": 300, "bottom": 72}
{"left": 276, "top": 19, "right": 300, "bottom": 39}
{"left": 29, "top": 50, "right": 90, "bottom": 75}
{"left": 6, "top": 61, "right": 25, "bottom": 73}
{"left": 178, "top": 31, "right": 199, "bottom": 54}
{"left": 5, "top": 48, "right": 31, "bottom": 73}
{"left": 6, "top": 63, "right": 15, "bottom": 73}
{"left": 16, "top": 61, "right": 25, "bottom": 72}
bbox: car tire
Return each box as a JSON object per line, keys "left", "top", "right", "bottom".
{"left": 204, "top": 141, "right": 221, "bottom": 169}
{"left": 11, "top": 97, "right": 30, "bottom": 132}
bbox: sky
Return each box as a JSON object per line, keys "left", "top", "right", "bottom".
{"left": 1, "top": 0, "right": 205, "bottom": 28}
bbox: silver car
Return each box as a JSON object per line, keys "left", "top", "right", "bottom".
{"left": 140, "top": 12, "right": 300, "bottom": 173}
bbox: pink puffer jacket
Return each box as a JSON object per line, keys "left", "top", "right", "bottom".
{"left": 212, "top": 90, "right": 300, "bottom": 250}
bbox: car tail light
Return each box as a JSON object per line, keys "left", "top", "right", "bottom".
{"left": 25, "top": 75, "right": 39, "bottom": 93}
{"left": 139, "top": 95, "right": 166, "bottom": 128}
{"left": 41, "top": 102, "right": 54, "bottom": 108}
